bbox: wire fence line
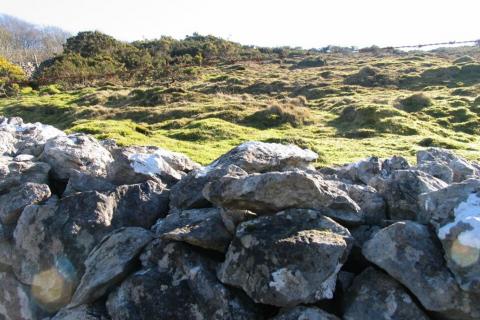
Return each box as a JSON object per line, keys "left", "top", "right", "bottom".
{"left": 385, "top": 39, "right": 480, "bottom": 49}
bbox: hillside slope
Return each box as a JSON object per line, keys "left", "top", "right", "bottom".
{"left": 1, "top": 50, "right": 480, "bottom": 165}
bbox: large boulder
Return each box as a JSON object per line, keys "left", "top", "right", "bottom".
{"left": 420, "top": 179, "right": 480, "bottom": 293}
{"left": 0, "top": 182, "right": 50, "bottom": 225}
{"left": 153, "top": 208, "right": 232, "bottom": 252}
{"left": 107, "top": 239, "right": 258, "bottom": 320}
{"left": 107, "top": 144, "right": 200, "bottom": 186}
{"left": 339, "top": 157, "right": 381, "bottom": 185}
{"left": 208, "top": 141, "right": 318, "bottom": 173}
{"left": 69, "top": 227, "right": 153, "bottom": 307}
{"left": 169, "top": 141, "right": 319, "bottom": 210}
{"left": 272, "top": 306, "right": 340, "bottom": 320}
{"left": 369, "top": 169, "right": 447, "bottom": 221}
{"left": 0, "top": 116, "right": 65, "bottom": 156}
{"left": 342, "top": 267, "right": 429, "bottom": 320}
{"left": 0, "top": 157, "right": 50, "bottom": 192}
{"left": 333, "top": 181, "right": 386, "bottom": 224}
{"left": 417, "top": 148, "right": 479, "bottom": 182}
{"left": 381, "top": 155, "right": 410, "bottom": 176}
{"left": 217, "top": 209, "right": 353, "bottom": 307}
{"left": 42, "top": 133, "right": 114, "bottom": 180}
{"left": 169, "top": 164, "right": 248, "bottom": 210}
{"left": 416, "top": 160, "right": 454, "bottom": 184}
{"left": 363, "top": 221, "right": 480, "bottom": 320}
{"left": 204, "top": 170, "right": 362, "bottom": 225}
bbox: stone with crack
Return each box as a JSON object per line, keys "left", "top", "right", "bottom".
{"left": 217, "top": 209, "right": 353, "bottom": 307}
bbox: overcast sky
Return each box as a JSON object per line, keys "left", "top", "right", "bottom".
{"left": 1, "top": 0, "right": 479, "bottom": 48}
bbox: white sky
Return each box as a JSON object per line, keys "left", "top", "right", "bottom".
{"left": 0, "top": 0, "right": 479, "bottom": 48}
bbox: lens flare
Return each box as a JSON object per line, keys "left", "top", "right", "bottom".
{"left": 449, "top": 239, "right": 480, "bottom": 268}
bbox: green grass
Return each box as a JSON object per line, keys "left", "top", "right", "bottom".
{"left": 1, "top": 50, "right": 480, "bottom": 166}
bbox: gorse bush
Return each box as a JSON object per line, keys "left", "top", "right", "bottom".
{"left": 0, "top": 55, "right": 26, "bottom": 96}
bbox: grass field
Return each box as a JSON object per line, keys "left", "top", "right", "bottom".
{"left": 2, "top": 50, "right": 480, "bottom": 166}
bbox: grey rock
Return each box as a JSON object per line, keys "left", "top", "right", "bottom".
{"left": 420, "top": 180, "right": 480, "bottom": 293}
{"left": 0, "top": 116, "right": 65, "bottom": 157}
{"left": 419, "top": 178, "right": 480, "bottom": 227}
{"left": 0, "top": 271, "right": 47, "bottom": 320}
{"left": 416, "top": 160, "right": 454, "bottom": 183}
{"left": 363, "top": 221, "right": 480, "bottom": 320}
{"left": 340, "top": 157, "right": 381, "bottom": 184}
{"left": 220, "top": 208, "right": 258, "bottom": 234}
{"left": 272, "top": 306, "right": 340, "bottom": 320}
{"left": 334, "top": 181, "right": 386, "bottom": 224}
{"left": 69, "top": 227, "right": 153, "bottom": 307}
{"left": 417, "top": 148, "right": 479, "bottom": 182}
{"left": 0, "top": 157, "right": 50, "bottom": 192}
{"left": 343, "top": 267, "right": 429, "bottom": 320}
{"left": 153, "top": 208, "right": 232, "bottom": 252}
{"left": 51, "top": 302, "right": 110, "bottom": 320}
{"left": 381, "top": 155, "right": 410, "bottom": 176}
{"left": 208, "top": 141, "right": 318, "bottom": 173}
{"left": 0, "top": 183, "right": 51, "bottom": 225}
{"left": 64, "top": 170, "right": 116, "bottom": 195}
{"left": 369, "top": 170, "right": 447, "bottom": 221}
{"left": 218, "top": 209, "right": 353, "bottom": 307}
{"left": 170, "top": 164, "right": 248, "bottom": 210}
{"left": 107, "top": 239, "right": 258, "bottom": 320}
{"left": 110, "top": 180, "right": 170, "bottom": 228}
{"left": 107, "top": 144, "right": 200, "bottom": 186}
{"left": 42, "top": 133, "right": 114, "bottom": 180}
{"left": 0, "top": 131, "right": 17, "bottom": 155}
{"left": 204, "top": 170, "right": 362, "bottom": 225}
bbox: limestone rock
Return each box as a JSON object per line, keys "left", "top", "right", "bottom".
{"left": 107, "top": 239, "right": 258, "bottom": 320}
{"left": 42, "top": 133, "right": 114, "bottom": 180}
{"left": 339, "top": 157, "right": 381, "bottom": 184}
{"left": 369, "top": 170, "right": 447, "bottom": 221}
{"left": 420, "top": 179, "right": 480, "bottom": 293}
{"left": 218, "top": 209, "right": 353, "bottom": 307}
{"left": 153, "top": 208, "right": 232, "bottom": 252}
{"left": 381, "top": 155, "right": 410, "bottom": 176}
{"left": 170, "top": 164, "right": 247, "bottom": 210}
{"left": 273, "top": 306, "right": 340, "bottom": 320}
{"left": 363, "top": 221, "right": 480, "bottom": 320}
{"left": 69, "top": 227, "right": 153, "bottom": 307}
{"left": 0, "top": 183, "right": 50, "bottom": 225}
{"left": 208, "top": 141, "right": 318, "bottom": 173}
{"left": 107, "top": 144, "right": 200, "bottom": 186}
{"left": 0, "top": 271, "right": 47, "bottom": 320}
{"left": 417, "top": 148, "right": 479, "bottom": 182}
{"left": 343, "top": 267, "right": 429, "bottom": 320}
{"left": 204, "top": 170, "right": 362, "bottom": 225}
{"left": 0, "top": 157, "right": 50, "bottom": 192}
{"left": 51, "top": 302, "right": 110, "bottom": 320}
{"left": 417, "top": 160, "right": 454, "bottom": 184}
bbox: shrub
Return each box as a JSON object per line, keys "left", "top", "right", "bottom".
{"left": 292, "top": 57, "right": 327, "bottom": 69}
{"left": 397, "top": 93, "right": 432, "bottom": 112}
{"left": 244, "top": 103, "right": 313, "bottom": 128}
{"left": 453, "top": 56, "right": 475, "bottom": 64}
{"left": 0, "top": 55, "right": 26, "bottom": 97}
{"left": 344, "top": 66, "right": 397, "bottom": 87}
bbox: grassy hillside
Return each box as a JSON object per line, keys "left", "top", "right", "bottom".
{"left": 1, "top": 50, "right": 480, "bottom": 166}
